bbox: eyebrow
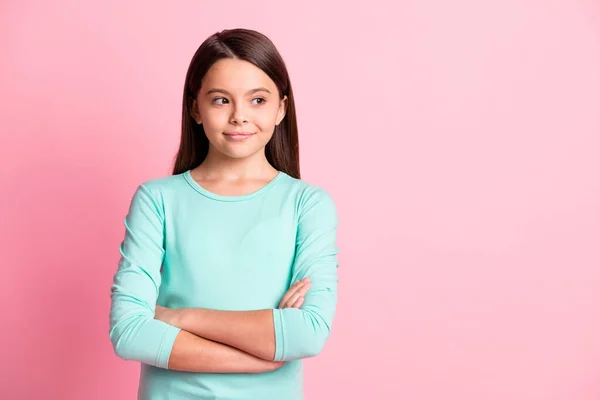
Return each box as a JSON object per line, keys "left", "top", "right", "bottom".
{"left": 206, "top": 87, "right": 271, "bottom": 96}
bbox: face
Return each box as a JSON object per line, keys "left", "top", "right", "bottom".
{"left": 191, "top": 58, "right": 287, "bottom": 160}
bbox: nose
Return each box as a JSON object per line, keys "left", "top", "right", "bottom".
{"left": 230, "top": 104, "right": 248, "bottom": 125}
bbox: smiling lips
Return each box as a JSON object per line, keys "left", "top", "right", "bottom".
{"left": 224, "top": 132, "right": 255, "bottom": 141}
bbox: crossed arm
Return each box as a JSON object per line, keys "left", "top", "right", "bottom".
{"left": 109, "top": 184, "right": 339, "bottom": 374}
{"left": 157, "top": 279, "right": 310, "bottom": 372}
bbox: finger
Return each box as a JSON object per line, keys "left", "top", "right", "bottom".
{"left": 274, "top": 361, "right": 285, "bottom": 369}
{"left": 282, "top": 280, "right": 311, "bottom": 308}
{"left": 291, "top": 296, "right": 304, "bottom": 308}
{"left": 278, "top": 280, "right": 304, "bottom": 308}
{"left": 283, "top": 280, "right": 303, "bottom": 299}
{"left": 278, "top": 281, "right": 298, "bottom": 308}
{"left": 287, "top": 282, "right": 310, "bottom": 308}
{"left": 288, "top": 283, "right": 310, "bottom": 305}
{"left": 283, "top": 278, "right": 308, "bottom": 302}
{"left": 287, "top": 279, "right": 304, "bottom": 293}
{"left": 286, "top": 292, "right": 303, "bottom": 308}
{"left": 298, "top": 282, "right": 311, "bottom": 296}
{"left": 279, "top": 285, "right": 303, "bottom": 309}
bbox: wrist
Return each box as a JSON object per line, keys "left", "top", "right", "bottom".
{"left": 177, "top": 307, "right": 205, "bottom": 333}
{"left": 176, "top": 307, "right": 190, "bottom": 330}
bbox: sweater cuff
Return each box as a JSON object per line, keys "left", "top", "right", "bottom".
{"left": 156, "top": 324, "right": 181, "bottom": 369}
{"left": 272, "top": 308, "right": 285, "bottom": 362}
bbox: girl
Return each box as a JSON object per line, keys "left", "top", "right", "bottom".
{"left": 109, "top": 28, "right": 339, "bottom": 399}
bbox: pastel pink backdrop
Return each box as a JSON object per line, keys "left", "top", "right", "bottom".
{"left": 1, "top": 0, "right": 599, "bottom": 399}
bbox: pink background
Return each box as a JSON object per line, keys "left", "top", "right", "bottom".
{"left": 1, "top": 0, "right": 599, "bottom": 399}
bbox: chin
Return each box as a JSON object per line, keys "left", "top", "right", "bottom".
{"left": 219, "top": 146, "right": 264, "bottom": 159}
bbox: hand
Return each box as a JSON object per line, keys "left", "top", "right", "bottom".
{"left": 268, "top": 361, "right": 286, "bottom": 371}
{"left": 254, "top": 358, "right": 286, "bottom": 372}
{"left": 278, "top": 277, "right": 311, "bottom": 309}
{"left": 154, "top": 304, "right": 181, "bottom": 326}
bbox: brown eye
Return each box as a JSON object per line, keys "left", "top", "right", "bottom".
{"left": 213, "top": 97, "right": 228, "bottom": 105}
{"left": 252, "top": 97, "right": 266, "bottom": 105}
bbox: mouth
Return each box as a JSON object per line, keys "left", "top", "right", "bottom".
{"left": 223, "top": 132, "right": 255, "bottom": 141}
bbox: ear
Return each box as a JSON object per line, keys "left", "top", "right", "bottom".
{"left": 190, "top": 98, "right": 202, "bottom": 124}
{"left": 275, "top": 95, "right": 288, "bottom": 126}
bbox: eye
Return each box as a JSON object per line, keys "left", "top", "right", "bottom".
{"left": 212, "top": 97, "right": 229, "bottom": 105}
{"left": 252, "top": 97, "right": 266, "bottom": 105}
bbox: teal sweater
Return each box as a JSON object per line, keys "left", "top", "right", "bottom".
{"left": 109, "top": 169, "right": 339, "bottom": 399}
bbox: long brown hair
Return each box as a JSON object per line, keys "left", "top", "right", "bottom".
{"left": 171, "top": 28, "right": 300, "bottom": 179}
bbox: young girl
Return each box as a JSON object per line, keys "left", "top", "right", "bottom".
{"left": 109, "top": 28, "right": 339, "bottom": 399}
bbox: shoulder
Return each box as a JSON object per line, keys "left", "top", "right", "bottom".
{"left": 135, "top": 171, "right": 188, "bottom": 196}
{"left": 129, "top": 172, "right": 187, "bottom": 209}
{"left": 280, "top": 174, "right": 337, "bottom": 219}
{"left": 139, "top": 172, "right": 184, "bottom": 192}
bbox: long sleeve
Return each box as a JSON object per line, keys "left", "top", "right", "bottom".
{"left": 272, "top": 187, "right": 340, "bottom": 361}
{"left": 109, "top": 184, "right": 181, "bottom": 369}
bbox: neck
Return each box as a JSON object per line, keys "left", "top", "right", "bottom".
{"left": 196, "top": 148, "right": 277, "bottom": 180}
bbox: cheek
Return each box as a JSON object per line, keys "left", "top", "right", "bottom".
{"left": 256, "top": 107, "right": 280, "bottom": 129}
{"left": 202, "top": 108, "right": 230, "bottom": 128}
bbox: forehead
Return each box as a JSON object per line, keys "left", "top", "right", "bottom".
{"left": 202, "top": 58, "right": 277, "bottom": 92}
